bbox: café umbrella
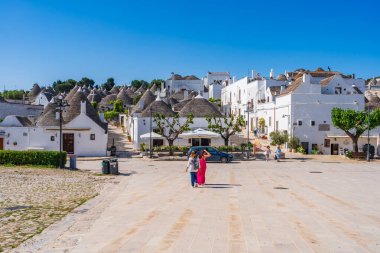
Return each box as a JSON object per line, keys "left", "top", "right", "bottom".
{"left": 179, "top": 128, "right": 220, "bottom": 138}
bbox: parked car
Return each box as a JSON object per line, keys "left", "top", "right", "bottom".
{"left": 187, "top": 146, "right": 233, "bottom": 163}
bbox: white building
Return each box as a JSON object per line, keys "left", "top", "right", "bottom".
{"left": 0, "top": 91, "right": 108, "bottom": 156}
{"left": 222, "top": 68, "right": 380, "bottom": 155}
{"left": 204, "top": 72, "right": 231, "bottom": 99}
{"left": 32, "top": 90, "right": 54, "bottom": 107}
{"left": 123, "top": 94, "right": 227, "bottom": 150}
{"left": 221, "top": 70, "right": 288, "bottom": 129}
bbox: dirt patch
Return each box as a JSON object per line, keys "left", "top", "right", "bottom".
{"left": 0, "top": 167, "right": 113, "bottom": 252}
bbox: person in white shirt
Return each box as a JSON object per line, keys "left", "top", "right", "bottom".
{"left": 186, "top": 151, "right": 199, "bottom": 188}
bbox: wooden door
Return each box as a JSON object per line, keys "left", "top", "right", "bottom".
{"left": 331, "top": 144, "right": 339, "bottom": 155}
{"left": 63, "top": 134, "right": 74, "bottom": 154}
{"left": 0, "top": 138, "right": 3, "bottom": 150}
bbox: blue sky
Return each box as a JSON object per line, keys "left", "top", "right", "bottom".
{"left": 1, "top": 0, "right": 379, "bottom": 90}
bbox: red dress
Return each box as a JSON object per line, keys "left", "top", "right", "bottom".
{"left": 197, "top": 159, "right": 206, "bottom": 185}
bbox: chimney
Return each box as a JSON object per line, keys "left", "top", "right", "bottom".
{"left": 270, "top": 69, "right": 274, "bottom": 79}
{"left": 232, "top": 76, "right": 236, "bottom": 83}
{"left": 302, "top": 73, "right": 310, "bottom": 83}
{"left": 251, "top": 70, "right": 256, "bottom": 79}
{"left": 161, "top": 82, "right": 164, "bottom": 91}
{"left": 280, "top": 85, "right": 285, "bottom": 93}
{"left": 184, "top": 90, "right": 188, "bottom": 98}
{"left": 80, "top": 101, "right": 86, "bottom": 114}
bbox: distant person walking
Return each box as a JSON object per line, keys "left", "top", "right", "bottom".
{"left": 265, "top": 146, "right": 271, "bottom": 161}
{"left": 186, "top": 151, "right": 199, "bottom": 188}
{"left": 197, "top": 150, "right": 211, "bottom": 186}
{"left": 275, "top": 146, "right": 282, "bottom": 162}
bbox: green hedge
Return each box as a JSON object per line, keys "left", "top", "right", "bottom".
{"left": 0, "top": 150, "right": 67, "bottom": 167}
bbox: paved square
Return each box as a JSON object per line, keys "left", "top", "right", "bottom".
{"left": 17, "top": 158, "right": 380, "bottom": 253}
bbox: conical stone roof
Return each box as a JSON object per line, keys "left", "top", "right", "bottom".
{"left": 36, "top": 103, "right": 60, "bottom": 127}
{"left": 131, "top": 90, "right": 156, "bottom": 114}
{"left": 29, "top": 84, "right": 41, "bottom": 99}
{"left": 99, "top": 94, "right": 117, "bottom": 107}
{"left": 63, "top": 91, "right": 107, "bottom": 130}
{"left": 179, "top": 95, "right": 223, "bottom": 117}
{"left": 87, "top": 90, "right": 102, "bottom": 103}
{"left": 64, "top": 85, "right": 79, "bottom": 102}
{"left": 117, "top": 89, "right": 133, "bottom": 105}
{"left": 110, "top": 86, "right": 120, "bottom": 94}
{"left": 141, "top": 97, "right": 175, "bottom": 117}
{"left": 150, "top": 83, "right": 158, "bottom": 92}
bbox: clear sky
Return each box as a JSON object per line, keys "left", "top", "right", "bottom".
{"left": 1, "top": 0, "right": 379, "bottom": 90}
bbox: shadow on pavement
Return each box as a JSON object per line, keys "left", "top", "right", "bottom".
{"left": 202, "top": 183, "right": 242, "bottom": 188}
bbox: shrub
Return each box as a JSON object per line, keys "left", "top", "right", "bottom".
{"left": 104, "top": 111, "right": 119, "bottom": 121}
{"left": 311, "top": 149, "right": 319, "bottom": 155}
{"left": 288, "top": 136, "right": 300, "bottom": 150}
{"left": 0, "top": 150, "right": 66, "bottom": 167}
{"left": 296, "top": 146, "right": 305, "bottom": 154}
{"left": 345, "top": 150, "right": 353, "bottom": 158}
{"left": 269, "top": 131, "right": 289, "bottom": 146}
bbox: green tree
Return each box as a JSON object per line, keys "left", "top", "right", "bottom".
{"left": 77, "top": 77, "right": 95, "bottom": 88}
{"left": 206, "top": 113, "right": 245, "bottom": 146}
{"left": 131, "top": 80, "right": 149, "bottom": 89}
{"left": 150, "top": 79, "right": 164, "bottom": 88}
{"left": 101, "top": 77, "right": 115, "bottom": 91}
{"left": 288, "top": 136, "right": 300, "bottom": 150}
{"left": 259, "top": 118, "right": 266, "bottom": 133}
{"left": 331, "top": 107, "right": 380, "bottom": 152}
{"left": 1, "top": 90, "right": 26, "bottom": 100}
{"left": 113, "top": 99, "right": 124, "bottom": 113}
{"left": 153, "top": 113, "right": 194, "bottom": 156}
{"left": 269, "top": 131, "right": 289, "bottom": 146}
{"left": 53, "top": 79, "right": 77, "bottom": 93}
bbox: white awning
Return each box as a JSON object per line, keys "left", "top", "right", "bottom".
{"left": 140, "top": 132, "right": 164, "bottom": 139}
{"left": 179, "top": 128, "right": 220, "bottom": 138}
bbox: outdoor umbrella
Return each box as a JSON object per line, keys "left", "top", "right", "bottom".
{"left": 140, "top": 132, "right": 164, "bottom": 139}
{"left": 179, "top": 128, "right": 220, "bottom": 138}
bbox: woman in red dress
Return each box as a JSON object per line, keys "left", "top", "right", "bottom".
{"left": 197, "top": 150, "right": 211, "bottom": 186}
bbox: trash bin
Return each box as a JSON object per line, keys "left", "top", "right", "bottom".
{"left": 109, "top": 158, "right": 119, "bottom": 175}
{"left": 69, "top": 154, "right": 77, "bottom": 169}
{"left": 110, "top": 146, "right": 117, "bottom": 156}
{"left": 102, "top": 159, "right": 110, "bottom": 174}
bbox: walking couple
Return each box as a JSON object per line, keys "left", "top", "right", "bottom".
{"left": 186, "top": 150, "right": 211, "bottom": 188}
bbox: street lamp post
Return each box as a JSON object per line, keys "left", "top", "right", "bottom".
{"left": 54, "top": 95, "right": 69, "bottom": 168}
{"left": 149, "top": 108, "right": 153, "bottom": 159}
{"left": 245, "top": 102, "right": 252, "bottom": 159}
{"left": 367, "top": 105, "right": 371, "bottom": 162}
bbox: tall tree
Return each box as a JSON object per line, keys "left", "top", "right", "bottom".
{"left": 53, "top": 79, "right": 77, "bottom": 93}
{"left": 131, "top": 80, "right": 149, "bottom": 89}
{"left": 102, "top": 77, "right": 115, "bottom": 91}
{"left": 153, "top": 113, "right": 194, "bottom": 155}
{"left": 77, "top": 77, "right": 95, "bottom": 88}
{"left": 331, "top": 108, "right": 380, "bottom": 152}
{"left": 206, "top": 113, "right": 245, "bottom": 146}
{"left": 150, "top": 79, "right": 165, "bottom": 88}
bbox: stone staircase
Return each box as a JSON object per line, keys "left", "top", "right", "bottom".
{"left": 107, "top": 125, "right": 138, "bottom": 157}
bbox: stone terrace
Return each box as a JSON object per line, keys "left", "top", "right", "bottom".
{"left": 13, "top": 158, "right": 380, "bottom": 253}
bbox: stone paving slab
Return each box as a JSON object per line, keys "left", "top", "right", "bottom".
{"left": 13, "top": 158, "right": 380, "bottom": 253}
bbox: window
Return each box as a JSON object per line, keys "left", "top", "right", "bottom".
{"left": 90, "top": 134, "right": 95, "bottom": 140}
{"left": 269, "top": 117, "right": 272, "bottom": 127}
{"left": 275, "top": 121, "right": 279, "bottom": 131}
{"left": 23, "top": 132, "right": 28, "bottom": 136}
{"left": 51, "top": 136, "right": 55, "bottom": 141}
{"left": 312, "top": 144, "right": 318, "bottom": 151}
{"left": 335, "top": 87, "right": 342, "bottom": 94}
{"left": 319, "top": 124, "right": 330, "bottom": 131}
{"left": 298, "top": 120, "right": 302, "bottom": 126}
{"left": 310, "top": 120, "right": 315, "bottom": 126}
{"left": 324, "top": 139, "right": 330, "bottom": 147}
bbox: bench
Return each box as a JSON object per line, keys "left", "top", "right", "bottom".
{"left": 351, "top": 152, "right": 366, "bottom": 159}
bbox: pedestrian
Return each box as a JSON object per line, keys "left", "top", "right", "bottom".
{"left": 197, "top": 150, "right": 211, "bottom": 186}
{"left": 186, "top": 151, "right": 199, "bottom": 188}
{"left": 275, "top": 146, "right": 282, "bottom": 162}
{"left": 265, "top": 146, "right": 271, "bottom": 161}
